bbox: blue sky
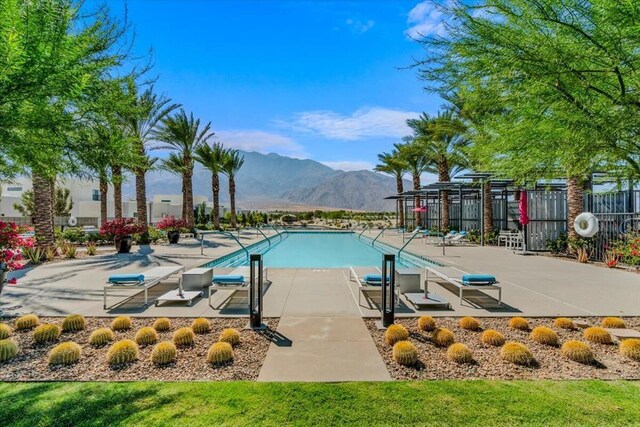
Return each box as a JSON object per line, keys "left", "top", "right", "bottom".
{"left": 112, "top": 0, "right": 445, "bottom": 172}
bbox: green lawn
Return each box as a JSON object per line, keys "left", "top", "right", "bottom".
{"left": 1, "top": 380, "right": 639, "bottom": 426}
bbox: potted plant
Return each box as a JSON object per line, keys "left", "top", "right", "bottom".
{"left": 0, "top": 222, "right": 32, "bottom": 311}
{"left": 100, "top": 218, "right": 147, "bottom": 253}
{"left": 156, "top": 216, "right": 188, "bottom": 244}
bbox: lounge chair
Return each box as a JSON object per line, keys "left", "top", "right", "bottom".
{"left": 208, "top": 265, "right": 269, "bottom": 308}
{"left": 104, "top": 265, "right": 185, "bottom": 309}
{"left": 425, "top": 265, "right": 502, "bottom": 306}
{"left": 349, "top": 266, "right": 399, "bottom": 307}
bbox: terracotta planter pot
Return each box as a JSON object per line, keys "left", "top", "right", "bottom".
{"left": 167, "top": 230, "right": 180, "bottom": 244}
{"left": 114, "top": 235, "right": 133, "bottom": 253}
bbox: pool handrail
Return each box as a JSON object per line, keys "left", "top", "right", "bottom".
{"left": 397, "top": 229, "right": 421, "bottom": 258}
{"left": 357, "top": 225, "right": 369, "bottom": 239}
{"left": 196, "top": 229, "right": 249, "bottom": 259}
{"left": 256, "top": 226, "right": 271, "bottom": 247}
{"left": 371, "top": 227, "right": 387, "bottom": 247}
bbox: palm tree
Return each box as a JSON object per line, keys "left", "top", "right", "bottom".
{"left": 121, "top": 82, "right": 180, "bottom": 226}
{"left": 153, "top": 109, "right": 214, "bottom": 228}
{"left": 195, "top": 142, "right": 226, "bottom": 229}
{"left": 221, "top": 149, "right": 245, "bottom": 229}
{"left": 374, "top": 150, "right": 408, "bottom": 228}
{"left": 396, "top": 140, "right": 429, "bottom": 228}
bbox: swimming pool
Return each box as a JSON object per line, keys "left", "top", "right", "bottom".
{"left": 202, "top": 231, "right": 440, "bottom": 269}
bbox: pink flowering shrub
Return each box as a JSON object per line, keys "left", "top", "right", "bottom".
{"left": 156, "top": 216, "right": 188, "bottom": 232}
{"left": 100, "top": 218, "right": 147, "bottom": 239}
{"left": 0, "top": 221, "right": 33, "bottom": 284}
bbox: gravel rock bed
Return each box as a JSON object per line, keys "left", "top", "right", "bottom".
{"left": 366, "top": 317, "right": 640, "bottom": 380}
{"left": 0, "top": 317, "right": 278, "bottom": 381}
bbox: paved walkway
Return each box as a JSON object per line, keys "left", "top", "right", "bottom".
{"left": 257, "top": 269, "right": 390, "bottom": 382}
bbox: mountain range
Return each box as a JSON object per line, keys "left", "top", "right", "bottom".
{"left": 122, "top": 150, "right": 408, "bottom": 211}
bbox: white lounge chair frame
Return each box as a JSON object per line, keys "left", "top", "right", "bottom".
{"left": 425, "top": 265, "right": 502, "bottom": 306}
{"left": 349, "top": 266, "right": 400, "bottom": 307}
{"left": 208, "top": 266, "right": 269, "bottom": 307}
{"left": 103, "top": 265, "right": 185, "bottom": 309}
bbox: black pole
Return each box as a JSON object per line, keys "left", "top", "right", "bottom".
{"left": 249, "top": 253, "right": 263, "bottom": 329}
{"left": 458, "top": 184, "right": 463, "bottom": 232}
{"left": 503, "top": 189, "right": 508, "bottom": 230}
{"left": 381, "top": 254, "right": 395, "bottom": 327}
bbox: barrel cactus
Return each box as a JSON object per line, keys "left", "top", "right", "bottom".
{"left": 107, "top": 339, "right": 139, "bottom": 366}
{"left": 191, "top": 318, "right": 211, "bottom": 334}
{"left": 89, "top": 328, "right": 115, "bottom": 347}
{"left": 173, "top": 327, "right": 195, "bottom": 348}
{"left": 61, "top": 315, "right": 86, "bottom": 332}
{"left": 459, "top": 316, "right": 480, "bottom": 331}
{"left": 0, "top": 339, "right": 18, "bottom": 363}
{"left": 481, "top": 329, "right": 505, "bottom": 346}
{"left": 417, "top": 316, "right": 436, "bottom": 332}
{"left": 151, "top": 341, "right": 178, "bottom": 366}
{"left": 447, "top": 343, "right": 474, "bottom": 364}
{"left": 207, "top": 342, "right": 234, "bottom": 365}
{"left": 530, "top": 326, "right": 559, "bottom": 346}
{"left": 384, "top": 324, "right": 409, "bottom": 346}
{"left": 0, "top": 323, "right": 11, "bottom": 340}
{"left": 15, "top": 314, "right": 39, "bottom": 330}
{"left": 432, "top": 327, "right": 455, "bottom": 347}
{"left": 219, "top": 328, "right": 241, "bottom": 347}
{"left": 500, "top": 342, "right": 535, "bottom": 366}
{"left": 561, "top": 340, "right": 594, "bottom": 364}
{"left": 111, "top": 316, "right": 132, "bottom": 331}
{"left": 601, "top": 317, "right": 626, "bottom": 329}
{"left": 153, "top": 318, "right": 171, "bottom": 332}
{"left": 392, "top": 341, "right": 418, "bottom": 366}
{"left": 33, "top": 324, "right": 61, "bottom": 344}
{"left": 584, "top": 327, "right": 612, "bottom": 344}
{"left": 554, "top": 318, "right": 576, "bottom": 330}
{"left": 49, "top": 342, "right": 82, "bottom": 366}
{"left": 134, "top": 327, "right": 159, "bottom": 346}
{"left": 508, "top": 317, "right": 530, "bottom": 331}
{"left": 619, "top": 338, "right": 640, "bottom": 361}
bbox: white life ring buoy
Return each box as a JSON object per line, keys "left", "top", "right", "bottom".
{"left": 68, "top": 216, "right": 78, "bottom": 227}
{"left": 574, "top": 212, "right": 598, "bottom": 238}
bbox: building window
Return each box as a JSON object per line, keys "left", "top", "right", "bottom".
{"left": 92, "top": 189, "right": 100, "bottom": 201}
{"left": 6, "top": 186, "right": 22, "bottom": 192}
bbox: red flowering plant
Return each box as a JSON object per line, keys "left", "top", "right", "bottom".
{"left": 100, "top": 218, "right": 147, "bottom": 240}
{"left": 611, "top": 235, "right": 640, "bottom": 266}
{"left": 156, "top": 216, "right": 188, "bottom": 232}
{"left": 0, "top": 221, "right": 34, "bottom": 285}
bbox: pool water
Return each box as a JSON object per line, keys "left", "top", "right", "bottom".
{"left": 203, "top": 231, "right": 438, "bottom": 269}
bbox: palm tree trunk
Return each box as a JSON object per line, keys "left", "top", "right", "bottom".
{"left": 32, "top": 174, "right": 55, "bottom": 249}
{"left": 567, "top": 176, "right": 584, "bottom": 239}
{"left": 212, "top": 172, "right": 220, "bottom": 229}
{"left": 229, "top": 175, "right": 237, "bottom": 228}
{"left": 183, "top": 168, "right": 194, "bottom": 228}
{"left": 99, "top": 172, "right": 108, "bottom": 225}
{"left": 396, "top": 175, "right": 404, "bottom": 228}
{"left": 438, "top": 166, "right": 450, "bottom": 231}
{"left": 483, "top": 181, "right": 493, "bottom": 237}
{"left": 112, "top": 165, "right": 123, "bottom": 219}
{"left": 135, "top": 168, "right": 148, "bottom": 225}
{"left": 413, "top": 173, "right": 421, "bottom": 228}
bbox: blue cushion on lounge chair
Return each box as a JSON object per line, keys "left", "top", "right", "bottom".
{"left": 108, "top": 273, "right": 144, "bottom": 283}
{"left": 213, "top": 275, "right": 245, "bottom": 283}
{"left": 363, "top": 274, "right": 391, "bottom": 284}
{"left": 461, "top": 274, "right": 496, "bottom": 285}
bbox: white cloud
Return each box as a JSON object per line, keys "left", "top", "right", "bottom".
{"left": 321, "top": 160, "right": 375, "bottom": 172}
{"left": 405, "top": 1, "right": 447, "bottom": 39}
{"left": 216, "top": 130, "right": 307, "bottom": 158}
{"left": 345, "top": 18, "right": 375, "bottom": 35}
{"left": 281, "top": 107, "right": 420, "bottom": 141}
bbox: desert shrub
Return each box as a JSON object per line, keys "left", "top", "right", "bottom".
{"left": 48, "top": 342, "right": 82, "bottom": 366}
{"left": 500, "top": 342, "right": 535, "bottom": 366}
{"left": 384, "top": 324, "right": 409, "bottom": 346}
{"left": 89, "top": 328, "right": 114, "bottom": 347}
{"left": 134, "top": 327, "right": 159, "bottom": 346}
{"left": 61, "top": 315, "right": 86, "bottom": 332}
{"left": 530, "top": 326, "right": 559, "bottom": 346}
{"left": 207, "top": 342, "right": 234, "bottom": 365}
{"left": 33, "top": 324, "right": 61, "bottom": 344}
{"left": 459, "top": 317, "right": 481, "bottom": 331}
{"left": 173, "top": 327, "right": 195, "bottom": 348}
{"left": 554, "top": 318, "right": 576, "bottom": 330}
{"left": 153, "top": 318, "right": 171, "bottom": 332}
{"left": 432, "top": 327, "right": 455, "bottom": 347}
{"left": 15, "top": 314, "right": 39, "bottom": 330}
{"left": 0, "top": 339, "right": 18, "bottom": 363}
{"left": 447, "top": 343, "right": 474, "bottom": 364}
{"left": 218, "top": 328, "right": 240, "bottom": 347}
{"left": 601, "top": 317, "right": 626, "bottom": 329}
{"left": 191, "top": 318, "right": 211, "bottom": 334}
{"left": 619, "top": 339, "right": 640, "bottom": 361}
{"left": 584, "top": 327, "right": 612, "bottom": 344}
{"left": 86, "top": 243, "right": 98, "bottom": 256}
{"left": 63, "top": 244, "right": 77, "bottom": 259}
{"left": 392, "top": 341, "right": 418, "bottom": 366}
{"left": 61, "top": 228, "right": 87, "bottom": 244}
{"left": 22, "top": 246, "right": 44, "bottom": 264}
{"left": 111, "top": 316, "right": 132, "bottom": 331}
{"left": 0, "top": 324, "right": 11, "bottom": 340}
{"left": 151, "top": 341, "right": 177, "bottom": 365}
{"left": 561, "top": 340, "right": 594, "bottom": 364}
{"left": 44, "top": 246, "right": 57, "bottom": 261}
{"left": 481, "top": 329, "right": 506, "bottom": 346}
{"left": 417, "top": 316, "right": 436, "bottom": 332}
{"left": 107, "top": 339, "right": 139, "bottom": 365}
{"left": 508, "top": 317, "right": 530, "bottom": 331}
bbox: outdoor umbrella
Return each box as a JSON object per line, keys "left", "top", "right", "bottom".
{"left": 519, "top": 189, "right": 530, "bottom": 251}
